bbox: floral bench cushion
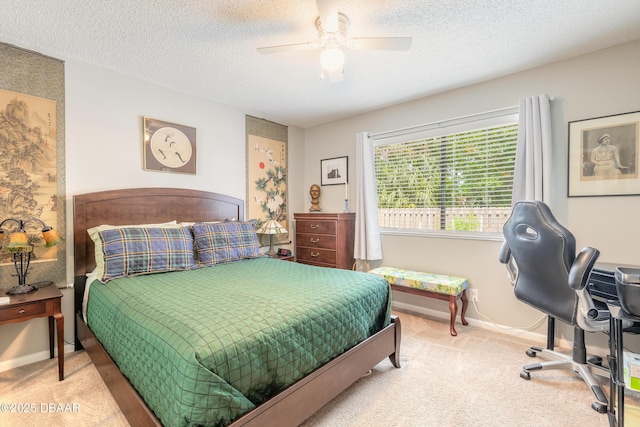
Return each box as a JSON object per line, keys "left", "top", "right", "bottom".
{"left": 369, "top": 266, "right": 469, "bottom": 296}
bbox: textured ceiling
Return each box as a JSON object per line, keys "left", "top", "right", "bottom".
{"left": 2, "top": 0, "right": 640, "bottom": 128}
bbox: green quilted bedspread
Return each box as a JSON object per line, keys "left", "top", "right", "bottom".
{"left": 86, "top": 257, "right": 391, "bottom": 427}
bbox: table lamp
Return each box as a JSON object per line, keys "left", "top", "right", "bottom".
{"left": 256, "top": 219, "right": 287, "bottom": 256}
{"left": 0, "top": 217, "right": 63, "bottom": 295}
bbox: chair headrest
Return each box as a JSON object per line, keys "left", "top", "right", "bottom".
{"left": 504, "top": 200, "right": 576, "bottom": 271}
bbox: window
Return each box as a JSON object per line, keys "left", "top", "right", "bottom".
{"left": 373, "top": 109, "right": 518, "bottom": 236}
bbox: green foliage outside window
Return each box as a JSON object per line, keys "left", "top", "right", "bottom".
{"left": 374, "top": 122, "right": 518, "bottom": 233}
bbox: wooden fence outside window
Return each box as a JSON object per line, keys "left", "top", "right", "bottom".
{"left": 378, "top": 207, "right": 511, "bottom": 233}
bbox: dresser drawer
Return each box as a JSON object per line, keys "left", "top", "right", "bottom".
{"left": 296, "top": 247, "right": 336, "bottom": 266}
{"left": 296, "top": 220, "right": 336, "bottom": 235}
{"left": 296, "top": 232, "right": 336, "bottom": 250}
{"left": 0, "top": 301, "right": 46, "bottom": 321}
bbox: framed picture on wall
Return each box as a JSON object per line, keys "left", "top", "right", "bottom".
{"left": 143, "top": 117, "right": 197, "bottom": 174}
{"left": 568, "top": 110, "right": 640, "bottom": 197}
{"left": 321, "top": 156, "right": 348, "bottom": 186}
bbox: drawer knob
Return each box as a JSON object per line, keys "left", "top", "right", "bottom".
{"left": 18, "top": 309, "right": 25, "bottom": 315}
{"left": 310, "top": 252, "right": 320, "bottom": 257}
{"left": 310, "top": 238, "right": 320, "bottom": 243}
{"left": 310, "top": 224, "right": 320, "bottom": 229}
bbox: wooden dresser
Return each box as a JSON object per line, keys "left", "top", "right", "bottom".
{"left": 294, "top": 212, "right": 355, "bottom": 270}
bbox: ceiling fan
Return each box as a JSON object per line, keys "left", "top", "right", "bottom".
{"left": 257, "top": 0, "right": 412, "bottom": 83}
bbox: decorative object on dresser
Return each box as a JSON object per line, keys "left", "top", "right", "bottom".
{"left": 256, "top": 219, "right": 288, "bottom": 256}
{"left": 0, "top": 217, "right": 64, "bottom": 295}
{"left": 309, "top": 184, "right": 322, "bottom": 211}
{"left": 295, "top": 212, "right": 355, "bottom": 269}
{"left": 343, "top": 182, "right": 349, "bottom": 213}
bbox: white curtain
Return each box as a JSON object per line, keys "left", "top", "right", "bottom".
{"left": 354, "top": 132, "right": 382, "bottom": 262}
{"left": 512, "top": 94, "right": 552, "bottom": 205}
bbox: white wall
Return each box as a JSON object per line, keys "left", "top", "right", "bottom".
{"left": 304, "top": 40, "right": 640, "bottom": 350}
{"left": 0, "top": 54, "right": 305, "bottom": 368}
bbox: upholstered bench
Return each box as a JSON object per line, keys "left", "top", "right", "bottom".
{"left": 369, "top": 267, "right": 469, "bottom": 336}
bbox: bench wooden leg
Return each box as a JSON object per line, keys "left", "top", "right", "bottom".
{"left": 448, "top": 296, "right": 458, "bottom": 336}
{"left": 460, "top": 289, "right": 469, "bottom": 327}
{"left": 448, "top": 291, "right": 470, "bottom": 336}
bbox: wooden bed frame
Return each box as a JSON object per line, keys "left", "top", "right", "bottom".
{"left": 73, "top": 187, "right": 401, "bottom": 427}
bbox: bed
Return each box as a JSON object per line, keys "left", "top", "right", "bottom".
{"left": 73, "top": 187, "right": 401, "bottom": 427}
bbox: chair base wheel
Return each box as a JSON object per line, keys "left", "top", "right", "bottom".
{"left": 588, "top": 355, "right": 603, "bottom": 366}
{"left": 591, "top": 401, "right": 607, "bottom": 414}
{"left": 526, "top": 349, "right": 537, "bottom": 358}
{"left": 520, "top": 370, "right": 531, "bottom": 380}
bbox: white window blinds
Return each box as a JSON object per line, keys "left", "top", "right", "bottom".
{"left": 374, "top": 111, "right": 518, "bottom": 234}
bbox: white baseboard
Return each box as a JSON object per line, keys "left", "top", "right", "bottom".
{"left": 0, "top": 344, "right": 75, "bottom": 373}
{"left": 392, "top": 300, "right": 570, "bottom": 349}
{"left": 392, "top": 300, "right": 612, "bottom": 360}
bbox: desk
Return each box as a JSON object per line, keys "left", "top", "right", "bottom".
{"left": 587, "top": 262, "right": 640, "bottom": 426}
{"left": 600, "top": 262, "right": 640, "bottom": 427}
{"left": 607, "top": 302, "right": 640, "bottom": 427}
{"left": 0, "top": 283, "right": 64, "bottom": 380}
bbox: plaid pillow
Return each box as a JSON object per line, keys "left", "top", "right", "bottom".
{"left": 95, "top": 226, "right": 195, "bottom": 283}
{"left": 193, "top": 220, "right": 260, "bottom": 266}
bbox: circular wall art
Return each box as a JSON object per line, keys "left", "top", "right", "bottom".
{"left": 143, "top": 117, "right": 196, "bottom": 174}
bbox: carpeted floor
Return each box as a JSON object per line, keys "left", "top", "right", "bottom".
{"left": 0, "top": 309, "right": 635, "bottom": 426}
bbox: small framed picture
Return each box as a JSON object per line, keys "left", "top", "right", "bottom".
{"left": 320, "top": 156, "right": 348, "bottom": 186}
{"left": 143, "top": 117, "right": 197, "bottom": 174}
{"left": 568, "top": 110, "right": 640, "bottom": 197}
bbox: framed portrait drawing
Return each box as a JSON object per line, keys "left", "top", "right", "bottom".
{"left": 143, "top": 117, "right": 196, "bottom": 174}
{"left": 321, "top": 156, "right": 348, "bottom": 186}
{"left": 568, "top": 111, "right": 640, "bottom": 197}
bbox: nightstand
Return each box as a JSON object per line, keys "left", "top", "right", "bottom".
{"left": 0, "top": 282, "right": 64, "bottom": 380}
{"left": 268, "top": 253, "right": 294, "bottom": 262}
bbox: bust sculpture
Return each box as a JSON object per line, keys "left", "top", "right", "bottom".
{"left": 309, "top": 184, "right": 322, "bottom": 212}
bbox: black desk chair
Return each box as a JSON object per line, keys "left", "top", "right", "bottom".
{"left": 499, "top": 200, "right": 610, "bottom": 413}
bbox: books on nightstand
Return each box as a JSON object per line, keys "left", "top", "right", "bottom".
{"left": 0, "top": 296, "right": 10, "bottom": 305}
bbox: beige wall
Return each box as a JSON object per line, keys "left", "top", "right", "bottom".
{"left": 303, "top": 40, "right": 640, "bottom": 351}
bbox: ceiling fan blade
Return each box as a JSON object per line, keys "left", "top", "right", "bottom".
{"left": 349, "top": 37, "right": 413, "bottom": 51}
{"left": 257, "top": 42, "right": 318, "bottom": 54}
{"left": 316, "top": 0, "right": 339, "bottom": 33}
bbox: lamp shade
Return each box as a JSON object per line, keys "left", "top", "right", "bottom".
{"left": 42, "top": 228, "right": 63, "bottom": 247}
{"left": 256, "top": 220, "right": 287, "bottom": 235}
{"left": 6, "top": 230, "right": 31, "bottom": 251}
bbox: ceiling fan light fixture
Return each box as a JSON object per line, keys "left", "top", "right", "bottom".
{"left": 257, "top": 2, "right": 411, "bottom": 83}
{"left": 320, "top": 48, "right": 345, "bottom": 72}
